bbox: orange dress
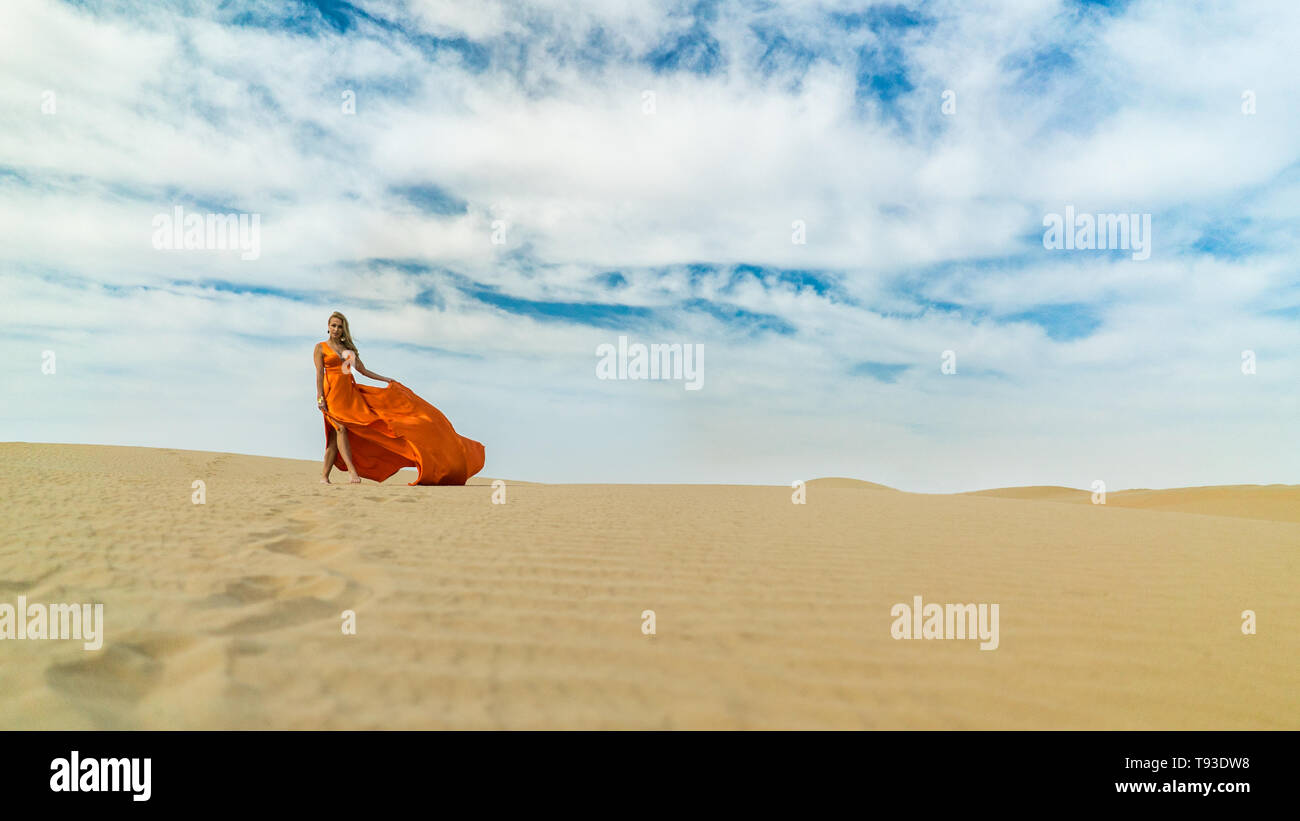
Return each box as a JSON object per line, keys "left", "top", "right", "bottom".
{"left": 318, "top": 342, "right": 485, "bottom": 485}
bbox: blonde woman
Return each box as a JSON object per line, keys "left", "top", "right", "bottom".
{"left": 314, "top": 311, "right": 485, "bottom": 485}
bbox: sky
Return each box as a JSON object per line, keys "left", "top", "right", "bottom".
{"left": 1, "top": 0, "right": 1297, "bottom": 492}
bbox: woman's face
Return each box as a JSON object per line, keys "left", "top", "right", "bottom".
{"left": 329, "top": 318, "right": 343, "bottom": 338}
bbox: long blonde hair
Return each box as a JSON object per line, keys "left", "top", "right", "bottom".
{"left": 329, "top": 311, "right": 358, "bottom": 353}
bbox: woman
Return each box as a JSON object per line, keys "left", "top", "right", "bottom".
{"left": 315, "top": 311, "right": 485, "bottom": 485}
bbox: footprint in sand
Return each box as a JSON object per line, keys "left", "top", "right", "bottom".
{"left": 212, "top": 596, "right": 344, "bottom": 636}
{"left": 198, "top": 575, "right": 286, "bottom": 607}
{"left": 46, "top": 642, "right": 164, "bottom": 703}
{"left": 209, "top": 576, "right": 364, "bottom": 636}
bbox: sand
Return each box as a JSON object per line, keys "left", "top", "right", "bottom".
{"left": 1, "top": 442, "right": 1296, "bottom": 729}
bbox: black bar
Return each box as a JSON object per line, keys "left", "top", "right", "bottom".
{"left": 4, "top": 731, "right": 1289, "bottom": 809}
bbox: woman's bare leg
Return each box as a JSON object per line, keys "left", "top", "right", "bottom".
{"left": 335, "top": 424, "right": 362, "bottom": 483}
{"left": 321, "top": 425, "right": 339, "bottom": 483}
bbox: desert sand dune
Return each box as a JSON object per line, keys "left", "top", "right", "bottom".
{"left": 1105, "top": 485, "right": 1300, "bottom": 523}
{"left": 1, "top": 443, "right": 1296, "bottom": 729}
{"left": 805, "top": 477, "right": 899, "bottom": 491}
{"left": 968, "top": 483, "right": 1300, "bottom": 523}
{"left": 965, "top": 485, "right": 1091, "bottom": 502}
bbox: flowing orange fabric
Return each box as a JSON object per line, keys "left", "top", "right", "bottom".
{"left": 318, "top": 343, "right": 485, "bottom": 485}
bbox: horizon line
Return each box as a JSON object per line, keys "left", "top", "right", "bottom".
{"left": 6, "top": 440, "right": 1297, "bottom": 496}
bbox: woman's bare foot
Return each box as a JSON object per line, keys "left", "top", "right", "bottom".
{"left": 348, "top": 472, "right": 361, "bottom": 484}
{"left": 320, "top": 477, "right": 331, "bottom": 484}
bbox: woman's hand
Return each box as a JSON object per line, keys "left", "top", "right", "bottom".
{"left": 318, "top": 396, "right": 328, "bottom": 412}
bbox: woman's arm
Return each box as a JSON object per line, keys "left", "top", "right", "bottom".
{"left": 314, "top": 344, "right": 327, "bottom": 409}
{"left": 354, "top": 356, "right": 393, "bottom": 383}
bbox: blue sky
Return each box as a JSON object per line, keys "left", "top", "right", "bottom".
{"left": 1, "top": 0, "right": 1298, "bottom": 491}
